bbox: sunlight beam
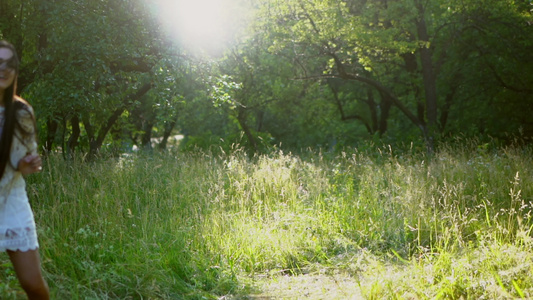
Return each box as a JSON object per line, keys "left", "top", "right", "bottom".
{"left": 152, "top": 0, "right": 244, "bottom": 55}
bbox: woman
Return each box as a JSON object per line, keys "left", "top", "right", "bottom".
{"left": 0, "top": 40, "right": 49, "bottom": 299}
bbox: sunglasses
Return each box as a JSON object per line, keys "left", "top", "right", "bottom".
{"left": 0, "top": 57, "right": 17, "bottom": 71}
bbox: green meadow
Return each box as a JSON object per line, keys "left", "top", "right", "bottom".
{"left": 1, "top": 141, "right": 533, "bottom": 299}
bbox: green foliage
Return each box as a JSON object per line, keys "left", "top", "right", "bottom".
{"left": 1, "top": 0, "right": 532, "bottom": 154}
{"left": 253, "top": 0, "right": 533, "bottom": 149}
{"left": 209, "top": 75, "right": 243, "bottom": 109}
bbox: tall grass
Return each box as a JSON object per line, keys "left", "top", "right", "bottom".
{"left": 0, "top": 141, "right": 531, "bottom": 299}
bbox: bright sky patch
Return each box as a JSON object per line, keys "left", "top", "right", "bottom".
{"left": 153, "top": 0, "right": 244, "bottom": 55}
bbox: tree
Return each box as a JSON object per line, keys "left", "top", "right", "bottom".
{"left": 2, "top": 0, "right": 531, "bottom": 156}
{"left": 0, "top": 0, "right": 195, "bottom": 155}
{"left": 210, "top": 34, "right": 306, "bottom": 152}
{"left": 438, "top": 0, "right": 533, "bottom": 139}
{"left": 255, "top": 0, "right": 533, "bottom": 150}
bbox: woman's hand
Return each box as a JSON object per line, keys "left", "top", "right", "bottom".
{"left": 17, "top": 154, "right": 42, "bottom": 175}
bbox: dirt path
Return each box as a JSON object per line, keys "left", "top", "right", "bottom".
{"left": 245, "top": 273, "right": 363, "bottom": 299}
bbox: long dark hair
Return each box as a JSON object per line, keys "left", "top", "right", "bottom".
{"left": 0, "top": 40, "right": 36, "bottom": 179}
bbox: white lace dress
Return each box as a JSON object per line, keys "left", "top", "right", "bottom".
{"left": 0, "top": 106, "right": 39, "bottom": 252}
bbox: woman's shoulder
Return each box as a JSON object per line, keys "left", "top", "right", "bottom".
{"left": 14, "top": 96, "right": 33, "bottom": 111}
{"left": 14, "top": 96, "right": 34, "bottom": 117}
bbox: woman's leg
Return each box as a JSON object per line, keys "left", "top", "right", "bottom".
{"left": 7, "top": 249, "right": 50, "bottom": 300}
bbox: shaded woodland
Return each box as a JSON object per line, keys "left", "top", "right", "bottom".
{"left": 1, "top": 0, "right": 532, "bottom": 155}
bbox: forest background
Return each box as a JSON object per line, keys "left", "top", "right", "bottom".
{"left": 1, "top": 0, "right": 533, "bottom": 299}
{"left": 1, "top": 0, "right": 532, "bottom": 154}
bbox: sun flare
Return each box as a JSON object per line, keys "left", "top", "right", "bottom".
{"left": 153, "top": 0, "right": 245, "bottom": 54}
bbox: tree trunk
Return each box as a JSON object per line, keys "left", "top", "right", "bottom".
{"left": 440, "top": 87, "right": 456, "bottom": 131}
{"left": 89, "top": 107, "right": 124, "bottom": 156}
{"left": 415, "top": 0, "right": 438, "bottom": 153}
{"left": 141, "top": 121, "right": 154, "bottom": 150}
{"left": 159, "top": 119, "right": 178, "bottom": 150}
{"left": 67, "top": 116, "right": 80, "bottom": 155}
{"left": 237, "top": 108, "right": 257, "bottom": 153}
{"left": 44, "top": 117, "right": 58, "bottom": 153}
{"left": 83, "top": 83, "right": 153, "bottom": 156}
{"left": 378, "top": 92, "right": 392, "bottom": 136}
{"left": 366, "top": 88, "right": 379, "bottom": 134}
{"left": 329, "top": 81, "right": 374, "bottom": 134}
